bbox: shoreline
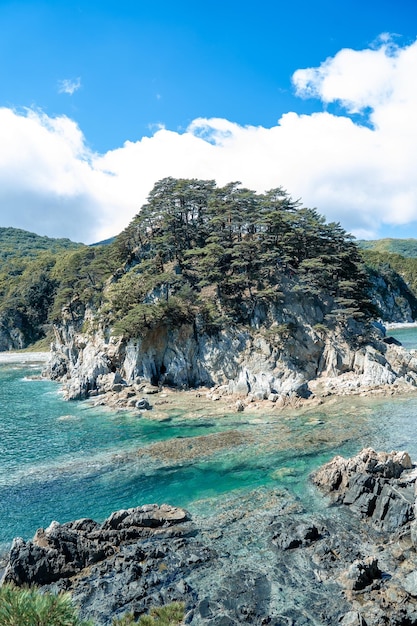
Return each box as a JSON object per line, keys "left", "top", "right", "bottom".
{"left": 0, "top": 351, "right": 49, "bottom": 364}
{"left": 384, "top": 321, "right": 417, "bottom": 330}
{"left": 3, "top": 345, "right": 417, "bottom": 416}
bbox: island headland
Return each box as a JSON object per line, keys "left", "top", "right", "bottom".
{"left": 2, "top": 179, "right": 417, "bottom": 406}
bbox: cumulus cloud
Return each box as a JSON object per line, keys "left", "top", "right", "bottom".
{"left": 0, "top": 107, "right": 104, "bottom": 242}
{"left": 1, "top": 36, "right": 416, "bottom": 243}
{"left": 58, "top": 77, "right": 81, "bottom": 95}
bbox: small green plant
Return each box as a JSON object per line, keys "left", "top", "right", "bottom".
{"left": 0, "top": 583, "right": 93, "bottom": 626}
{"left": 112, "top": 602, "right": 185, "bottom": 626}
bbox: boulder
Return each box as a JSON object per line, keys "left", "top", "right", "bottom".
{"left": 312, "top": 448, "right": 415, "bottom": 531}
{"left": 135, "top": 398, "right": 152, "bottom": 410}
{"left": 403, "top": 571, "right": 417, "bottom": 597}
{"left": 339, "top": 611, "right": 368, "bottom": 625}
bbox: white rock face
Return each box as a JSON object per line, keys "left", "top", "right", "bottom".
{"left": 45, "top": 298, "right": 417, "bottom": 401}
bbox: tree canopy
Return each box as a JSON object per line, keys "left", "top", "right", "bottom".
{"left": 1, "top": 179, "right": 395, "bottom": 348}
{"left": 106, "top": 177, "right": 372, "bottom": 337}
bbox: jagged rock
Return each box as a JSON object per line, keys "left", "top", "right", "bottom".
{"left": 339, "top": 611, "right": 368, "bottom": 625}
{"left": 271, "top": 520, "right": 325, "bottom": 550}
{"left": 4, "top": 453, "right": 417, "bottom": 625}
{"left": 44, "top": 289, "right": 417, "bottom": 403}
{"left": 96, "top": 372, "right": 124, "bottom": 393}
{"left": 312, "top": 448, "right": 415, "bottom": 532}
{"left": 312, "top": 448, "right": 412, "bottom": 492}
{"left": 3, "top": 504, "right": 189, "bottom": 583}
{"left": 267, "top": 393, "right": 279, "bottom": 402}
{"left": 402, "top": 571, "right": 417, "bottom": 597}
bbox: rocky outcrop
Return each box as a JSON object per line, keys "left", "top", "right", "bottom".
{"left": 4, "top": 450, "right": 417, "bottom": 625}
{"left": 45, "top": 291, "right": 417, "bottom": 403}
{"left": 312, "top": 448, "right": 416, "bottom": 532}
{"left": 367, "top": 269, "right": 417, "bottom": 323}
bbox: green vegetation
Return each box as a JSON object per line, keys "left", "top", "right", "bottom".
{"left": 0, "top": 228, "right": 116, "bottom": 347}
{"left": 361, "top": 249, "right": 417, "bottom": 306}
{"left": 104, "top": 177, "right": 372, "bottom": 338}
{"left": 112, "top": 602, "right": 184, "bottom": 625}
{"left": 0, "top": 228, "right": 85, "bottom": 347}
{"left": 5, "top": 179, "right": 417, "bottom": 349}
{"left": 0, "top": 227, "right": 82, "bottom": 262}
{"left": 0, "top": 585, "right": 183, "bottom": 626}
{"left": 0, "top": 584, "right": 93, "bottom": 626}
{"left": 358, "top": 238, "right": 417, "bottom": 258}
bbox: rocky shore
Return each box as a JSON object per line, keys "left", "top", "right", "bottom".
{"left": 3, "top": 448, "right": 417, "bottom": 625}
{"left": 42, "top": 299, "right": 417, "bottom": 415}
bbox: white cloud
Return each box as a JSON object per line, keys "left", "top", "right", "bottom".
{"left": 0, "top": 36, "right": 416, "bottom": 243}
{"left": 58, "top": 77, "right": 81, "bottom": 95}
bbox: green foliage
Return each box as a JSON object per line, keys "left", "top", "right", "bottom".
{"left": 50, "top": 245, "right": 118, "bottom": 321}
{"left": 112, "top": 602, "right": 184, "bottom": 626}
{"left": 361, "top": 248, "right": 417, "bottom": 319}
{"left": 0, "top": 584, "right": 92, "bottom": 626}
{"left": 0, "top": 229, "right": 85, "bottom": 347}
{"left": 0, "top": 227, "right": 82, "bottom": 263}
{"left": 362, "top": 249, "right": 417, "bottom": 296}
{"left": 0, "top": 181, "right": 378, "bottom": 349}
{"left": 105, "top": 177, "right": 372, "bottom": 338}
{"left": 0, "top": 227, "right": 120, "bottom": 347}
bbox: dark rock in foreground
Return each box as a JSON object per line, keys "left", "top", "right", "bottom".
{"left": 3, "top": 450, "right": 417, "bottom": 625}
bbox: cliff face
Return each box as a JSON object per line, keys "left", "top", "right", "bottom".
{"left": 0, "top": 311, "right": 25, "bottom": 351}
{"left": 46, "top": 289, "right": 417, "bottom": 402}
{"left": 367, "top": 270, "right": 417, "bottom": 322}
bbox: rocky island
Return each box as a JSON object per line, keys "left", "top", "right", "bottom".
{"left": 2, "top": 179, "right": 417, "bottom": 404}
{"left": 42, "top": 179, "right": 417, "bottom": 408}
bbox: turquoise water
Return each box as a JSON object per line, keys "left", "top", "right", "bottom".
{"left": 388, "top": 325, "right": 417, "bottom": 350}
{"left": 2, "top": 353, "right": 417, "bottom": 552}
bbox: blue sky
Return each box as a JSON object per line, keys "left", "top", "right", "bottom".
{"left": 0, "top": 0, "right": 416, "bottom": 242}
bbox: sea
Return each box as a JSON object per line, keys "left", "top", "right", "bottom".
{"left": 1, "top": 325, "right": 417, "bottom": 554}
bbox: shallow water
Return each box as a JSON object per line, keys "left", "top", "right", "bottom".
{"left": 388, "top": 325, "right": 417, "bottom": 350}
{"left": 2, "top": 355, "right": 417, "bottom": 553}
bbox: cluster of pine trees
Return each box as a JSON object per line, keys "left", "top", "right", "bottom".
{"left": 0, "top": 178, "right": 382, "bottom": 347}
{"left": 105, "top": 177, "right": 371, "bottom": 337}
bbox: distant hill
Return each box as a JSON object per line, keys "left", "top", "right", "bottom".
{"left": 0, "top": 227, "right": 85, "bottom": 350}
{"left": 357, "top": 238, "right": 417, "bottom": 258}
{"left": 0, "top": 227, "right": 83, "bottom": 263}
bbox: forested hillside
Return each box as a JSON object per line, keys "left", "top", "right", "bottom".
{"left": 0, "top": 229, "right": 85, "bottom": 349}
{"left": 103, "top": 177, "right": 372, "bottom": 338}
{"left": 362, "top": 249, "right": 417, "bottom": 298}
{"left": 358, "top": 238, "right": 417, "bottom": 258}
